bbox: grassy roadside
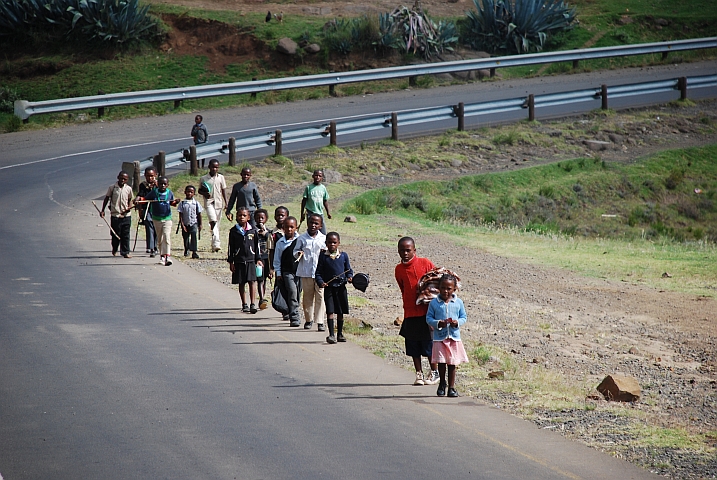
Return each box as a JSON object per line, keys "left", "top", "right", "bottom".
{"left": 2, "top": 0, "right": 716, "bottom": 130}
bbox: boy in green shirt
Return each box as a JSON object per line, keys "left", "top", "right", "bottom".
{"left": 300, "top": 169, "right": 331, "bottom": 235}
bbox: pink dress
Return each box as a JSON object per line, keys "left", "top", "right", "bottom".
{"left": 432, "top": 338, "right": 469, "bottom": 365}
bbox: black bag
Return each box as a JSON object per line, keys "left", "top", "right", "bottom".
{"left": 271, "top": 283, "right": 289, "bottom": 315}
{"left": 352, "top": 272, "right": 370, "bottom": 292}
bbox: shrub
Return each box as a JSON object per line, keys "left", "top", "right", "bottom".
{"left": 0, "top": 0, "right": 162, "bottom": 47}
{"left": 0, "top": 86, "right": 19, "bottom": 113}
{"left": 464, "top": 0, "right": 577, "bottom": 54}
{"left": 664, "top": 169, "right": 684, "bottom": 190}
{"left": 380, "top": 5, "right": 458, "bottom": 59}
{"left": 4, "top": 115, "right": 22, "bottom": 132}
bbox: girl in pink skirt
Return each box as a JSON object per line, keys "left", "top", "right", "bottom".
{"left": 426, "top": 274, "right": 469, "bottom": 397}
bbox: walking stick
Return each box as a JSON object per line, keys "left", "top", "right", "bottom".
{"left": 133, "top": 200, "right": 152, "bottom": 252}
{"left": 92, "top": 201, "right": 120, "bottom": 239}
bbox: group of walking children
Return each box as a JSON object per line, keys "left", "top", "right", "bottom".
{"left": 395, "top": 237, "right": 469, "bottom": 397}
{"left": 101, "top": 168, "right": 205, "bottom": 267}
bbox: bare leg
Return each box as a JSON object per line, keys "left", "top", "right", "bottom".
{"left": 412, "top": 356, "right": 423, "bottom": 373}
{"left": 438, "top": 363, "right": 447, "bottom": 385}
{"left": 448, "top": 364, "right": 456, "bottom": 388}
{"left": 239, "top": 284, "right": 248, "bottom": 306}
{"left": 430, "top": 361, "right": 438, "bottom": 371}
{"left": 248, "top": 281, "right": 257, "bottom": 305}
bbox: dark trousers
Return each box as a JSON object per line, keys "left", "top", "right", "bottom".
{"left": 182, "top": 224, "right": 198, "bottom": 253}
{"left": 111, "top": 216, "right": 131, "bottom": 255}
{"left": 144, "top": 215, "right": 157, "bottom": 251}
{"left": 283, "top": 273, "right": 303, "bottom": 323}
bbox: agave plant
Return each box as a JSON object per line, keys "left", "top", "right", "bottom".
{"left": 0, "top": 0, "right": 160, "bottom": 46}
{"left": 464, "top": 0, "right": 577, "bottom": 54}
{"left": 386, "top": 5, "right": 458, "bottom": 60}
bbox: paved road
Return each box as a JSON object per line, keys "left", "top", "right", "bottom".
{"left": 4, "top": 62, "right": 713, "bottom": 479}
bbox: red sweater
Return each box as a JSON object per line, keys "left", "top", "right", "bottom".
{"left": 395, "top": 256, "right": 435, "bottom": 319}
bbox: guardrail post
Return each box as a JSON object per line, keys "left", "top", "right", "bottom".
{"left": 228, "top": 137, "right": 237, "bottom": 167}
{"left": 275, "top": 130, "right": 283, "bottom": 156}
{"left": 601, "top": 84, "right": 608, "bottom": 110}
{"left": 329, "top": 121, "right": 337, "bottom": 146}
{"left": 678, "top": 77, "right": 687, "bottom": 100}
{"left": 97, "top": 90, "right": 105, "bottom": 118}
{"left": 391, "top": 112, "right": 398, "bottom": 141}
{"left": 661, "top": 51, "right": 669, "bottom": 60}
{"left": 251, "top": 78, "right": 257, "bottom": 100}
{"left": 456, "top": 102, "right": 465, "bottom": 131}
{"left": 132, "top": 161, "right": 141, "bottom": 192}
{"left": 527, "top": 94, "right": 535, "bottom": 121}
{"left": 409, "top": 76, "right": 417, "bottom": 87}
{"left": 154, "top": 151, "right": 166, "bottom": 177}
{"left": 572, "top": 60, "right": 579, "bottom": 69}
{"left": 189, "top": 146, "right": 198, "bottom": 176}
{"left": 329, "top": 84, "right": 336, "bottom": 97}
{"left": 490, "top": 68, "right": 496, "bottom": 78}
{"left": 173, "top": 100, "right": 181, "bottom": 109}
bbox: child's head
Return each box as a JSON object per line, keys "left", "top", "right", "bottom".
{"left": 283, "top": 216, "right": 298, "bottom": 238}
{"left": 144, "top": 167, "right": 157, "bottom": 184}
{"left": 184, "top": 185, "right": 196, "bottom": 199}
{"left": 438, "top": 274, "right": 458, "bottom": 301}
{"left": 157, "top": 176, "right": 169, "bottom": 192}
{"left": 237, "top": 207, "right": 251, "bottom": 226}
{"left": 240, "top": 167, "right": 252, "bottom": 183}
{"left": 195, "top": 114, "right": 203, "bottom": 124}
{"left": 306, "top": 213, "right": 323, "bottom": 236}
{"left": 397, "top": 237, "right": 416, "bottom": 263}
{"left": 312, "top": 169, "right": 324, "bottom": 185}
{"left": 254, "top": 208, "right": 268, "bottom": 227}
{"left": 274, "top": 206, "right": 289, "bottom": 226}
{"left": 117, "top": 171, "right": 129, "bottom": 186}
{"left": 326, "top": 232, "right": 340, "bottom": 253}
{"left": 208, "top": 159, "right": 219, "bottom": 176}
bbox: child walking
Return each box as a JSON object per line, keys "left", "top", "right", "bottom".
{"left": 226, "top": 167, "right": 262, "bottom": 227}
{"left": 273, "top": 216, "right": 302, "bottom": 327}
{"left": 269, "top": 206, "right": 289, "bottom": 321}
{"left": 135, "top": 166, "right": 158, "bottom": 257}
{"left": 228, "top": 207, "right": 262, "bottom": 314}
{"left": 143, "top": 176, "right": 178, "bottom": 266}
{"left": 426, "top": 274, "right": 469, "bottom": 397}
{"left": 100, "top": 171, "right": 134, "bottom": 258}
{"left": 315, "top": 232, "right": 353, "bottom": 344}
{"left": 300, "top": 169, "right": 331, "bottom": 235}
{"left": 177, "top": 185, "right": 203, "bottom": 259}
{"left": 254, "top": 209, "right": 270, "bottom": 309}
{"left": 293, "top": 213, "right": 327, "bottom": 331}
{"left": 199, "top": 159, "right": 227, "bottom": 253}
{"left": 395, "top": 237, "right": 440, "bottom": 386}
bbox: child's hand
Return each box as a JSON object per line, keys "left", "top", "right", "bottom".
{"left": 321, "top": 282, "right": 328, "bottom": 288}
{"left": 257, "top": 260, "right": 263, "bottom": 267}
{"left": 229, "top": 264, "right": 235, "bottom": 273}
{"left": 347, "top": 277, "right": 353, "bottom": 283}
{"left": 437, "top": 320, "right": 447, "bottom": 329}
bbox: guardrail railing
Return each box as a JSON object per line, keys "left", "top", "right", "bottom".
{"left": 17, "top": 37, "right": 717, "bottom": 121}
{"left": 133, "top": 73, "right": 715, "bottom": 179}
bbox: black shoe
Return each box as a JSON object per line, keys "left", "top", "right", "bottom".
{"left": 184, "top": 250, "right": 189, "bottom": 257}
{"left": 318, "top": 324, "right": 326, "bottom": 332}
{"left": 447, "top": 388, "right": 458, "bottom": 397}
{"left": 250, "top": 304, "right": 257, "bottom": 314}
{"left": 326, "top": 335, "right": 336, "bottom": 344}
{"left": 304, "top": 321, "right": 313, "bottom": 329}
{"left": 337, "top": 334, "right": 346, "bottom": 342}
{"left": 242, "top": 304, "right": 250, "bottom": 313}
{"left": 437, "top": 383, "right": 447, "bottom": 397}
{"left": 290, "top": 320, "right": 301, "bottom": 327}
{"left": 149, "top": 251, "right": 156, "bottom": 258}
{"left": 192, "top": 253, "right": 200, "bottom": 259}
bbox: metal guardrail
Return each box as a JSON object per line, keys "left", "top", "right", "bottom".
{"left": 142, "top": 74, "right": 715, "bottom": 173}
{"left": 17, "top": 37, "right": 717, "bottom": 120}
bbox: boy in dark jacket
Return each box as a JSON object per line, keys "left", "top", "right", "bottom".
{"left": 273, "top": 217, "right": 301, "bottom": 327}
{"left": 228, "top": 207, "right": 262, "bottom": 313}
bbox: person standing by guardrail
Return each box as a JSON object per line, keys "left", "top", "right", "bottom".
{"left": 191, "top": 114, "right": 208, "bottom": 145}
{"left": 199, "top": 159, "right": 228, "bottom": 253}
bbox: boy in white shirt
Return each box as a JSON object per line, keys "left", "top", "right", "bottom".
{"left": 293, "top": 214, "right": 327, "bottom": 331}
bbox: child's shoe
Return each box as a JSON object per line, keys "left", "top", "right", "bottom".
{"left": 242, "top": 304, "right": 250, "bottom": 313}
{"left": 184, "top": 250, "right": 189, "bottom": 257}
{"left": 250, "top": 304, "right": 258, "bottom": 314}
{"left": 337, "top": 334, "right": 347, "bottom": 342}
{"left": 447, "top": 387, "right": 458, "bottom": 397}
{"left": 317, "top": 323, "right": 326, "bottom": 332}
{"left": 150, "top": 250, "right": 156, "bottom": 258}
{"left": 192, "top": 252, "right": 200, "bottom": 259}
{"left": 413, "top": 372, "right": 425, "bottom": 386}
{"left": 304, "top": 321, "right": 313, "bottom": 329}
{"left": 326, "top": 335, "right": 336, "bottom": 344}
{"left": 164, "top": 255, "right": 172, "bottom": 266}
{"left": 425, "top": 370, "right": 440, "bottom": 385}
{"left": 259, "top": 299, "right": 268, "bottom": 310}
{"left": 437, "top": 382, "right": 447, "bottom": 396}
{"left": 159, "top": 255, "right": 166, "bottom": 265}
